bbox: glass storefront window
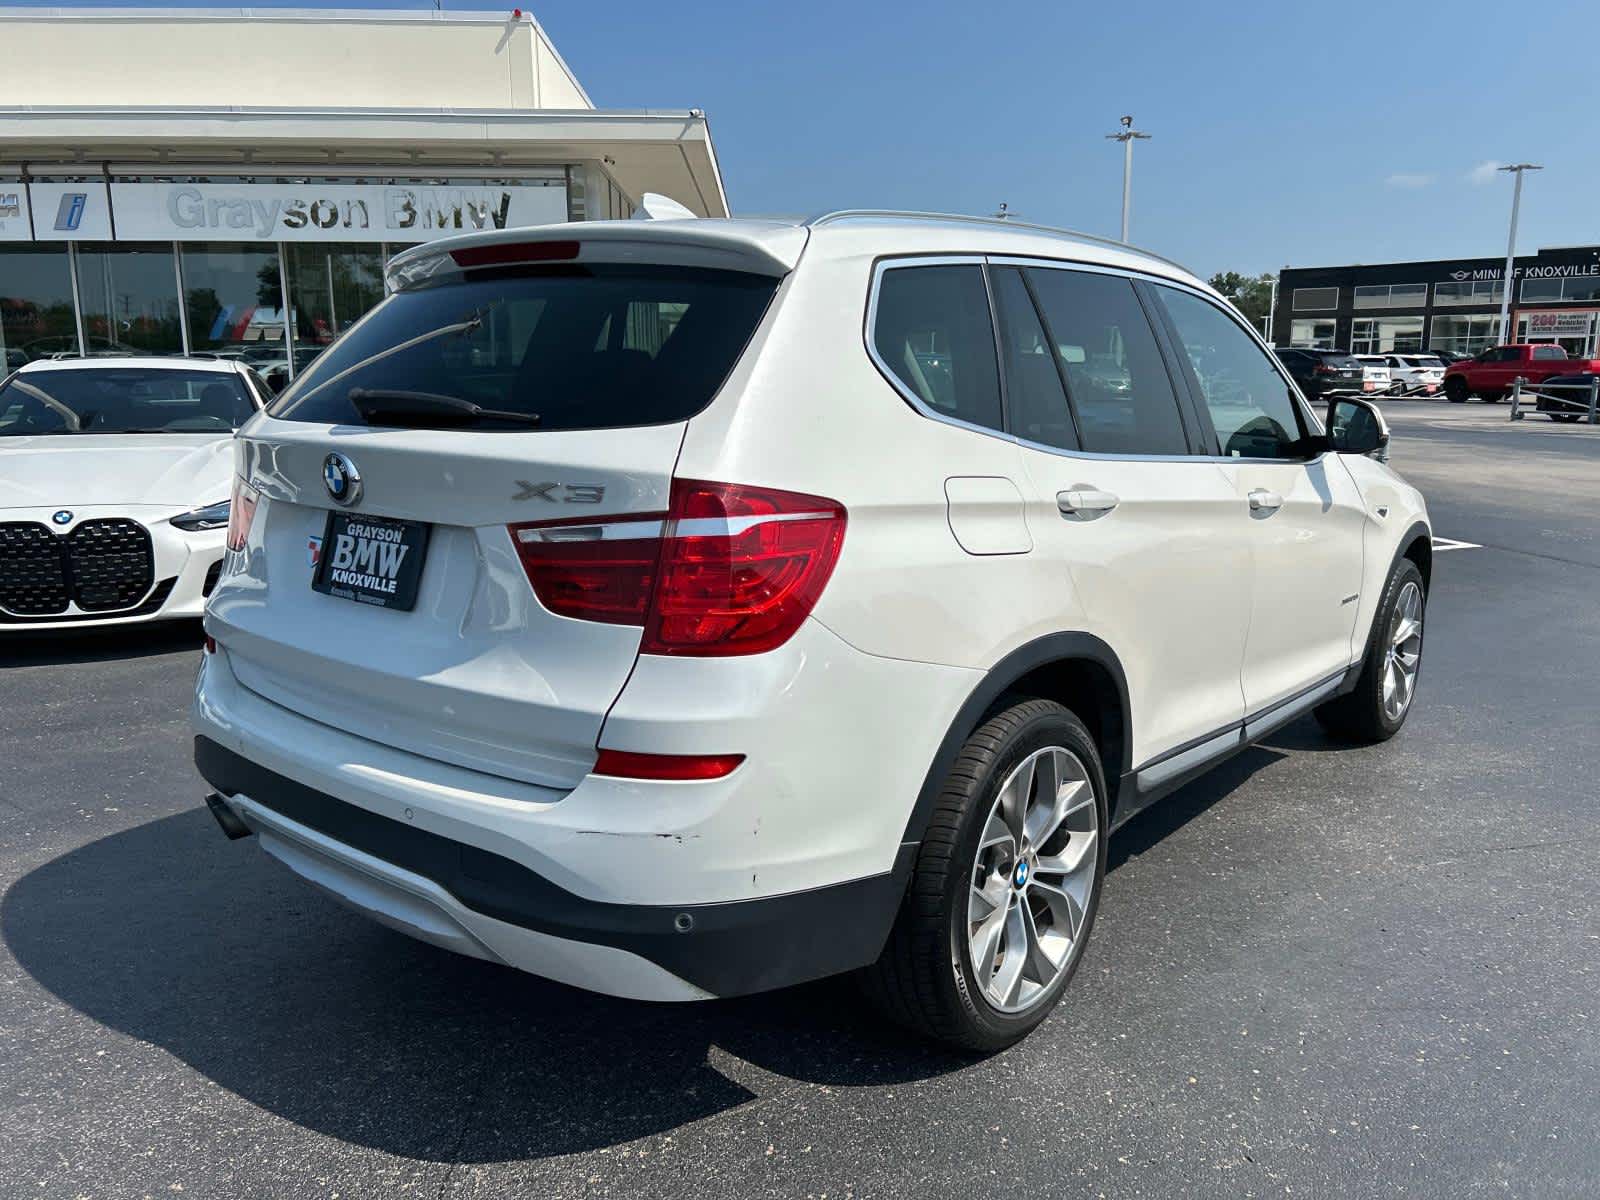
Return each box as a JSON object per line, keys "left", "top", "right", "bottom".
{"left": 0, "top": 244, "right": 79, "bottom": 365}
{"left": 1434, "top": 280, "right": 1504, "bottom": 306}
{"left": 1289, "top": 319, "right": 1337, "bottom": 349}
{"left": 76, "top": 242, "right": 183, "bottom": 356}
{"left": 1351, "top": 316, "right": 1424, "bottom": 354}
{"left": 180, "top": 242, "right": 287, "bottom": 370}
{"left": 1429, "top": 314, "right": 1503, "bottom": 356}
{"left": 284, "top": 243, "right": 385, "bottom": 371}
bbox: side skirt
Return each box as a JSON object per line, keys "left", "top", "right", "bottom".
{"left": 1110, "top": 665, "right": 1357, "bottom": 830}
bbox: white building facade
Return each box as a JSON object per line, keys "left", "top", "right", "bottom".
{"left": 0, "top": 7, "right": 729, "bottom": 375}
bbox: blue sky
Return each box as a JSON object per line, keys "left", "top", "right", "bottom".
{"left": 16, "top": 0, "right": 1600, "bottom": 276}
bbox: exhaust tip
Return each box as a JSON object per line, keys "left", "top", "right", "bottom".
{"left": 204, "top": 792, "right": 253, "bottom": 841}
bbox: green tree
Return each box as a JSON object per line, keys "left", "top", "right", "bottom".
{"left": 1208, "top": 271, "right": 1277, "bottom": 330}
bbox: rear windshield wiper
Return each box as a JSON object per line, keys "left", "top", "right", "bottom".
{"left": 273, "top": 310, "right": 485, "bottom": 417}
{"left": 348, "top": 388, "right": 541, "bottom": 428}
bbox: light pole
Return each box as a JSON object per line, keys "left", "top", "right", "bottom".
{"left": 1105, "top": 115, "right": 1150, "bottom": 242}
{"left": 1497, "top": 163, "right": 1541, "bottom": 343}
{"left": 1265, "top": 272, "right": 1280, "bottom": 342}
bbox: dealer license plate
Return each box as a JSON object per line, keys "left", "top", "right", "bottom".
{"left": 311, "top": 511, "right": 431, "bottom": 611}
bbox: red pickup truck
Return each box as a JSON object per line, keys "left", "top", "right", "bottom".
{"left": 1443, "top": 343, "right": 1600, "bottom": 403}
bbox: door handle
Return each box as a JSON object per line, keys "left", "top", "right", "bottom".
{"left": 1247, "top": 488, "right": 1284, "bottom": 512}
{"left": 1057, "top": 488, "right": 1120, "bottom": 517}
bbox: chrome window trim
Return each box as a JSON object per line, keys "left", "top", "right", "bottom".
{"left": 866, "top": 253, "right": 1331, "bottom": 466}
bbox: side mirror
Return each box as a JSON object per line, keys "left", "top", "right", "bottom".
{"left": 1326, "top": 396, "right": 1390, "bottom": 459}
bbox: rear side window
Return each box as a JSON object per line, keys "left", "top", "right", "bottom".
{"left": 270, "top": 264, "right": 777, "bottom": 430}
{"left": 990, "top": 267, "right": 1077, "bottom": 451}
{"left": 1024, "top": 268, "right": 1189, "bottom": 455}
{"left": 1154, "top": 285, "right": 1308, "bottom": 460}
{"left": 1534, "top": 345, "right": 1565, "bottom": 360}
{"left": 871, "top": 264, "right": 1003, "bottom": 431}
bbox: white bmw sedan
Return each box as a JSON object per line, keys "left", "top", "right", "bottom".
{"left": 0, "top": 356, "right": 266, "bottom": 630}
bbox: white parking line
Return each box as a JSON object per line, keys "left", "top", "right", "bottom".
{"left": 1431, "top": 536, "right": 1482, "bottom": 552}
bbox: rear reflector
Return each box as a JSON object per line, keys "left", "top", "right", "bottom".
{"left": 510, "top": 479, "right": 846, "bottom": 657}
{"left": 449, "top": 240, "right": 580, "bottom": 269}
{"left": 591, "top": 749, "right": 745, "bottom": 780}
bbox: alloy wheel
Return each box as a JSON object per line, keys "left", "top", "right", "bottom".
{"left": 967, "top": 746, "right": 1099, "bottom": 1014}
{"left": 1382, "top": 580, "right": 1424, "bottom": 722}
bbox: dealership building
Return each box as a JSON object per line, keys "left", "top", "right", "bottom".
{"left": 0, "top": 7, "right": 728, "bottom": 375}
{"left": 1272, "top": 243, "right": 1600, "bottom": 359}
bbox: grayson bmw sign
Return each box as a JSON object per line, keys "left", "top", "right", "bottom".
{"left": 322, "top": 453, "right": 363, "bottom": 507}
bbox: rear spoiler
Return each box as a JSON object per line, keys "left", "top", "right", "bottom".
{"left": 386, "top": 220, "right": 808, "bottom": 291}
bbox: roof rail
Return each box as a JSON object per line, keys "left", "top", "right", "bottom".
{"left": 803, "top": 209, "right": 1195, "bottom": 277}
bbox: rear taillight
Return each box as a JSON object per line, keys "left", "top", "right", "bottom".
{"left": 1314, "top": 363, "right": 1337, "bottom": 375}
{"left": 225, "top": 478, "right": 259, "bottom": 553}
{"left": 510, "top": 479, "right": 847, "bottom": 657}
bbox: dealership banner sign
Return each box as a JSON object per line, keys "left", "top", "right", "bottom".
{"left": 0, "top": 184, "right": 28, "bottom": 240}
{"left": 0, "top": 181, "right": 568, "bottom": 243}
{"left": 1524, "top": 311, "right": 1593, "bottom": 337}
{"left": 0, "top": 181, "right": 117, "bottom": 241}
{"left": 109, "top": 182, "right": 568, "bottom": 243}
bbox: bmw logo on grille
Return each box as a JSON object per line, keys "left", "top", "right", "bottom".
{"left": 1014, "top": 860, "right": 1030, "bottom": 888}
{"left": 322, "top": 452, "right": 362, "bottom": 507}
{"left": 51, "top": 510, "right": 73, "bottom": 526}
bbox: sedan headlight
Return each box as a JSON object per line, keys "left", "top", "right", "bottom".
{"left": 171, "top": 499, "right": 231, "bottom": 532}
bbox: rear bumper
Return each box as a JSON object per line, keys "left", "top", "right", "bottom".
{"left": 197, "top": 735, "right": 915, "bottom": 999}
{"left": 192, "top": 616, "right": 978, "bottom": 997}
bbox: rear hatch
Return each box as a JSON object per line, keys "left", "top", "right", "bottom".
{"left": 208, "top": 225, "right": 799, "bottom": 789}
{"left": 1323, "top": 353, "right": 1364, "bottom": 386}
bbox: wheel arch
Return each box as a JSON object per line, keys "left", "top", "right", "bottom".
{"left": 901, "top": 633, "right": 1133, "bottom": 846}
{"left": 1401, "top": 524, "right": 1432, "bottom": 592}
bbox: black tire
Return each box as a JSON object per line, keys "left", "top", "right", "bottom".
{"left": 1444, "top": 376, "right": 1469, "bottom": 403}
{"left": 1315, "top": 558, "right": 1426, "bottom": 743}
{"left": 862, "top": 699, "right": 1108, "bottom": 1052}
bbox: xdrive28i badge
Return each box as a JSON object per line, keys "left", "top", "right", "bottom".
{"left": 323, "top": 452, "right": 362, "bottom": 507}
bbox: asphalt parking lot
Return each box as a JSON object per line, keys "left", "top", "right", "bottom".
{"left": 2, "top": 400, "right": 1596, "bottom": 1199}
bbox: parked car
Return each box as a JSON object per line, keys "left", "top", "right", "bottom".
{"left": 1443, "top": 343, "right": 1600, "bottom": 403}
{"left": 1383, "top": 354, "right": 1445, "bottom": 395}
{"left": 0, "top": 356, "right": 269, "bottom": 629}
{"left": 1427, "top": 348, "right": 1472, "bottom": 365}
{"left": 1354, "top": 355, "right": 1395, "bottom": 393}
{"left": 1531, "top": 371, "right": 1597, "bottom": 422}
{"left": 1272, "top": 347, "right": 1366, "bottom": 401}
{"left": 193, "top": 213, "right": 1431, "bottom": 1051}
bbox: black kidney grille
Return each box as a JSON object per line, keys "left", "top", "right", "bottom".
{"left": 0, "top": 519, "right": 155, "bottom": 616}
{"left": 0, "top": 523, "right": 71, "bottom": 615}
{"left": 67, "top": 519, "right": 155, "bottom": 611}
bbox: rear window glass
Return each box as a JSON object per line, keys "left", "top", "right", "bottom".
{"left": 0, "top": 368, "right": 254, "bottom": 436}
{"left": 269, "top": 264, "right": 777, "bottom": 430}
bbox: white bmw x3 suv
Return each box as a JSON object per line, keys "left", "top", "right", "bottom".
{"left": 0, "top": 357, "right": 266, "bottom": 630}
{"left": 195, "top": 212, "right": 1430, "bottom": 1049}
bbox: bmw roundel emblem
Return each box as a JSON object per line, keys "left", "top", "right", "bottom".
{"left": 51, "top": 510, "right": 73, "bottom": 526}
{"left": 323, "top": 452, "right": 362, "bottom": 507}
{"left": 1014, "top": 860, "right": 1030, "bottom": 888}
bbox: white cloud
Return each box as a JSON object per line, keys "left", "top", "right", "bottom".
{"left": 1385, "top": 172, "right": 1434, "bottom": 189}
{"left": 1468, "top": 160, "right": 1505, "bottom": 185}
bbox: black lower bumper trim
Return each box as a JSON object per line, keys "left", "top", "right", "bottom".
{"left": 195, "top": 736, "right": 914, "bottom": 997}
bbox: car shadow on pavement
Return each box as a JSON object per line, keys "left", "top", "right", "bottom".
{"left": 1, "top": 721, "right": 1325, "bottom": 1164}
{"left": 0, "top": 619, "right": 203, "bottom": 667}
{"left": 1, "top": 806, "right": 969, "bottom": 1163}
